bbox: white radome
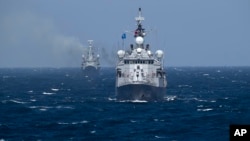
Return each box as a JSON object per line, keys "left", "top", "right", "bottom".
{"left": 117, "top": 50, "right": 125, "bottom": 58}
{"left": 155, "top": 50, "right": 164, "bottom": 58}
{"left": 135, "top": 36, "right": 144, "bottom": 44}
{"left": 136, "top": 47, "right": 142, "bottom": 53}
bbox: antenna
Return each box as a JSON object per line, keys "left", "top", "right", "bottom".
{"left": 135, "top": 8, "right": 144, "bottom": 25}
{"left": 87, "top": 40, "right": 93, "bottom": 46}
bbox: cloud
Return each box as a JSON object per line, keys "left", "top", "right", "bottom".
{"left": 0, "top": 11, "right": 86, "bottom": 67}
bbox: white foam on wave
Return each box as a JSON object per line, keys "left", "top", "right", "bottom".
{"left": 90, "top": 130, "right": 96, "bottom": 134}
{"left": 9, "top": 100, "right": 27, "bottom": 104}
{"left": 56, "top": 106, "right": 74, "bottom": 109}
{"left": 28, "top": 90, "right": 33, "bottom": 93}
{"left": 42, "top": 92, "right": 55, "bottom": 95}
{"left": 193, "top": 98, "right": 207, "bottom": 102}
{"left": 58, "top": 120, "right": 89, "bottom": 125}
{"left": 130, "top": 120, "right": 137, "bottom": 123}
{"left": 51, "top": 88, "right": 59, "bottom": 92}
{"left": 178, "top": 85, "right": 192, "bottom": 88}
{"left": 39, "top": 108, "right": 47, "bottom": 111}
{"left": 108, "top": 97, "right": 117, "bottom": 101}
{"left": 30, "top": 99, "right": 36, "bottom": 102}
{"left": 30, "top": 106, "right": 53, "bottom": 109}
{"left": 118, "top": 100, "right": 148, "bottom": 103}
{"left": 164, "top": 95, "right": 177, "bottom": 101}
{"left": 197, "top": 108, "right": 213, "bottom": 112}
{"left": 155, "top": 135, "right": 166, "bottom": 139}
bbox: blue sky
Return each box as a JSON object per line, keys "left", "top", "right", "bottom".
{"left": 0, "top": 0, "right": 249, "bottom": 67}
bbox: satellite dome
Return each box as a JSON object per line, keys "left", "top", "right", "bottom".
{"left": 117, "top": 50, "right": 125, "bottom": 58}
{"left": 136, "top": 47, "right": 142, "bottom": 53}
{"left": 155, "top": 50, "right": 164, "bottom": 58}
{"left": 135, "top": 36, "right": 144, "bottom": 45}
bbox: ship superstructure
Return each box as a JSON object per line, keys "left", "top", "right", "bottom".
{"left": 81, "top": 40, "right": 100, "bottom": 72}
{"left": 116, "top": 8, "right": 167, "bottom": 101}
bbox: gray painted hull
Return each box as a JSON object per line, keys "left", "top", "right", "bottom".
{"left": 116, "top": 84, "right": 166, "bottom": 101}
{"left": 83, "top": 66, "right": 100, "bottom": 76}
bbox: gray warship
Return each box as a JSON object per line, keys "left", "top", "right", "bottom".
{"left": 81, "top": 40, "right": 100, "bottom": 74}
{"left": 116, "top": 8, "right": 167, "bottom": 101}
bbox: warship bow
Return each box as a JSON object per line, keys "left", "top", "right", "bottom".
{"left": 115, "top": 8, "right": 167, "bottom": 101}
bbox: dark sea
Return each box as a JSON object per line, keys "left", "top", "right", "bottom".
{"left": 0, "top": 67, "right": 250, "bottom": 141}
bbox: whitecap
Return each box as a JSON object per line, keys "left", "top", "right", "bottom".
{"left": 42, "top": 92, "right": 55, "bottom": 95}
{"left": 29, "top": 106, "right": 53, "bottom": 109}
{"left": 164, "top": 95, "right": 176, "bottom": 101}
{"left": 90, "top": 130, "right": 96, "bottom": 134}
{"left": 155, "top": 136, "right": 166, "bottom": 139}
{"left": 154, "top": 119, "right": 159, "bottom": 122}
{"left": 203, "top": 73, "right": 209, "bottom": 76}
{"left": 56, "top": 106, "right": 74, "bottom": 109}
{"left": 9, "top": 100, "right": 26, "bottom": 104}
{"left": 58, "top": 122, "right": 69, "bottom": 125}
{"left": 80, "top": 120, "right": 89, "bottom": 124}
{"left": 28, "top": 90, "right": 33, "bottom": 93}
{"left": 117, "top": 99, "right": 148, "bottom": 103}
{"left": 131, "top": 100, "right": 148, "bottom": 103}
{"left": 210, "top": 100, "right": 216, "bottom": 103}
{"left": 178, "top": 85, "right": 191, "bottom": 88}
{"left": 108, "top": 97, "right": 116, "bottom": 101}
{"left": 197, "top": 108, "right": 213, "bottom": 112}
{"left": 130, "top": 120, "right": 137, "bottom": 123}
{"left": 193, "top": 98, "right": 207, "bottom": 102}
{"left": 51, "top": 88, "right": 59, "bottom": 92}
{"left": 39, "top": 108, "right": 47, "bottom": 111}
{"left": 30, "top": 99, "right": 36, "bottom": 102}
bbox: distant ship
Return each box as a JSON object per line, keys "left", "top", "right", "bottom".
{"left": 81, "top": 40, "right": 100, "bottom": 74}
{"left": 115, "top": 8, "right": 167, "bottom": 101}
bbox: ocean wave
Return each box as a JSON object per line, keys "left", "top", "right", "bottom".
{"left": 51, "top": 88, "right": 59, "bottom": 91}
{"left": 42, "top": 92, "right": 55, "bottom": 95}
{"left": 9, "top": 99, "right": 27, "bottom": 104}
{"left": 197, "top": 108, "right": 213, "bottom": 112}
{"left": 118, "top": 100, "right": 148, "bottom": 103}
{"left": 58, "top": 120, "right": 89, "bottom": 125}
{"left": 155, "top": 135, "right": 166, "bottom": 139}
{"left": 192, "top": 98, "right": 208, "bottom": 102}
{"left": 164, "top": 95, "right": 177, "bottom": 101}
{"left": 108, "top": 97, "right": 117, "bottom": 101}
{"left": 29, "top": 106, "right": 74, "bottom": 110}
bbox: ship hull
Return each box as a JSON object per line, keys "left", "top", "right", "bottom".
{"left": 82, "top": 66, "right": 100, "bottom": 76}
{"left": 116, "top": 84, "right": 166, "bottom": 101}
